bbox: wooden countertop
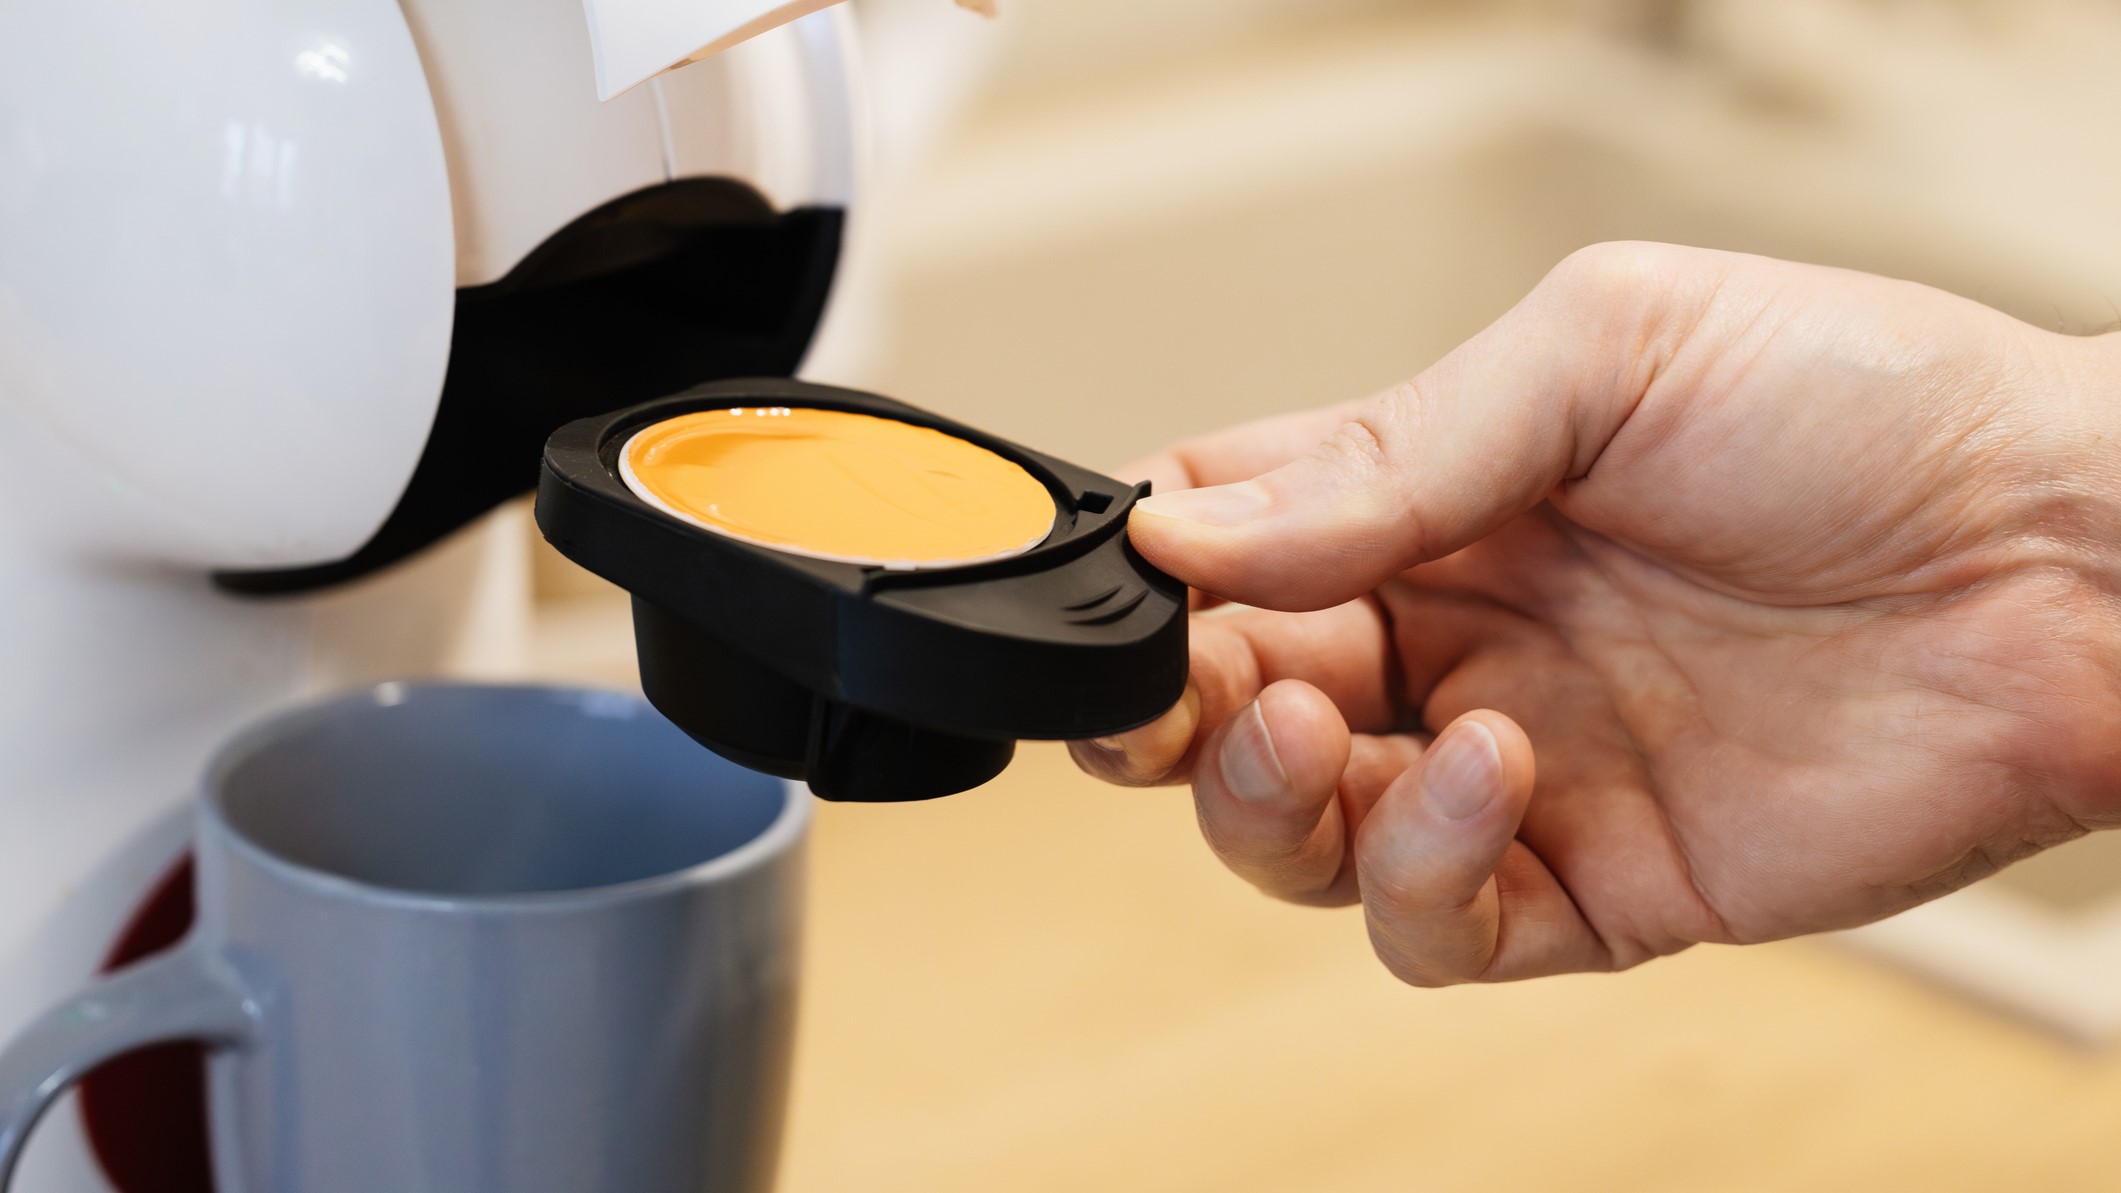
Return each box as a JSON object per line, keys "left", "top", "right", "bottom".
{"left": 777, "top": 742, "right": 2121, "bottom": 1193}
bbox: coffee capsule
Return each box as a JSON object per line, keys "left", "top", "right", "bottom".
{"left": 619, "top": 405, "right": 1056, "bottom": 569}
{"left": 535, "top": 379, "right": 1189, "bottom": 801}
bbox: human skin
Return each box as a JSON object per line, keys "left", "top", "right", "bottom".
{"left": 1070, "top": 242, "right": 2121, "bottom": 986}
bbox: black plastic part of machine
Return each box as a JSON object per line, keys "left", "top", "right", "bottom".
{"left": 216, "top": 178, "right": 842, "bottom": 596}
{"left": 534, "top": 378, "right": 1190, "bottom": 802}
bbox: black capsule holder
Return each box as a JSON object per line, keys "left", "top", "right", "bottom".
{"left": 534, "top": 378, "right": 1189, "bottom": 802}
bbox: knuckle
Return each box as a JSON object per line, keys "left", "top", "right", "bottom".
{"left": 1324, "top": 407, "right": 1395, "bottom": 474}
{"left": 1306, "top": 414, "right": 1404, "bottom": 522}
{"left": 1544, "top": 240, "right": 1680, "bottom": 304}
{"left": 1304, "top": 395, "right": 1433, "bottom": 559}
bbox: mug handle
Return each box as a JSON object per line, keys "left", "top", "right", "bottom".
{"left": 0, "top": 940, "right": 257, "bottom": 1189}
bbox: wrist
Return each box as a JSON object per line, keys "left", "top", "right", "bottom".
{"left": 2020, "top": 329, "right": 2121, "bottom": 553}
{"left": 2033, "top": 331, "right": 2121, "bottom": 822}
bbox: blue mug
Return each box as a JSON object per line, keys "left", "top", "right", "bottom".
{"left": 0, "top": 683, "right": 808, "bottom": 1192}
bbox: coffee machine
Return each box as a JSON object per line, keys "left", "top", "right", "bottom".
{"left": 0, "top": 0, "right": 858, "bottom": 1186}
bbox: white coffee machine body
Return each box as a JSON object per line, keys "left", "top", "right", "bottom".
{"left": 0, "top": 0, "right": 859, "bottom": 1186}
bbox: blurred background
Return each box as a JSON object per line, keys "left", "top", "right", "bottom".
{"left": 358, "top": 0, "right": 2121, "bottom": 1187}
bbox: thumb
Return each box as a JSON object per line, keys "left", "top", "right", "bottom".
{"left": 1129, "top": 243, "right": 1719, "bottom": 611}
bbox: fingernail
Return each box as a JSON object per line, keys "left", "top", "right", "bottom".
{"left": 1421, "top": 722, "right": 1500, "bottom": 821}
{"left": 1072, "top": 685, "right": 1199, "bottom": 785}
{"left": 1219, "top": 702, "right": 1289, "bottom": 804}
{"left": 1134, "top": 482, "right": 1272, "bottom": 528}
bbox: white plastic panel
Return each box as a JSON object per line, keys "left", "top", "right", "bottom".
{"left": 657, "top": 8, "right": 862, "bottom": 212}
{"left": 0, "top": 0, "right": 454, "bottom": 569}
{"left": 397, "top": 0, "right": 673, "bottom": 286}
{"left": 581, "top": 0, "right": 844, "bottom": 102}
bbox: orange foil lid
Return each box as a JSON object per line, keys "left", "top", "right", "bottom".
{"left": 620, "top": 407, "right": 1057, "bottom": 569}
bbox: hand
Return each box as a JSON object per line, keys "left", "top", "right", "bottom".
{"left": 1072, "top": 242, "right": 2121, "bottom": 985}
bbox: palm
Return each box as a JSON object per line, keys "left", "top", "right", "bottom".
{"left": 1398, "top": 500, "right": 2089, "bottom": 953}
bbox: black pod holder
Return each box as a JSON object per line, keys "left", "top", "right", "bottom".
{"left": 534, "top": 378, "right": 1189, "bottom": 801}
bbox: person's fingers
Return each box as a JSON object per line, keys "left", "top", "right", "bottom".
{"left": 1065, "top": 575, "right": 1546, "bottom": 790}
{"left": 1190, "top": 680, "right": 1354, "bottom": 906}
{"left": 1067, "top": 683, "right": 1202, "bottom": 787}
{"left": 1421, "top": 629, "right": 1724, "bottom": 966}
{"left": 1114, "top": 401, "right": 1370, "bottom": 611}
{"left": 1339, "top": 732, "right": 1430, "bottom": 831}
{"left": 1354, "top": 710, "right": 1615, "bottom": 985}
{"left": 1067, "top": 599, "right": 1398, "bottom": 787}
{"left": 1129, "top": 243, "right": 1730, "bottom": 611}
{"left": 1112, "top": 400, "right": 1368, "bottom": 494}
{"left": 1251, "top": 732, "right": 1431, "bottom": 909}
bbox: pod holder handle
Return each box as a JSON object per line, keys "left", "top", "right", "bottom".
{"left": 535, "top": 378, "right": 1188, "bottom": 802}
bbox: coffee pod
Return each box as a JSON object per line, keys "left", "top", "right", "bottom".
{"left": 535, "top": 378, "right": 1189, "bottom": 801}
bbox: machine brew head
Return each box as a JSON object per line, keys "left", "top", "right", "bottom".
{"left": 536, "top": 379, "right": 1191, "bottom": 802}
